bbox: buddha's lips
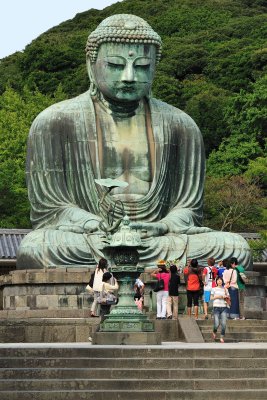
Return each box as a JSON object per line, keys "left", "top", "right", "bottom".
{"left": 118, "top": 85, "right": 136, "bottom": 92}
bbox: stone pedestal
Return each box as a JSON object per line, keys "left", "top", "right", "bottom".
{"left": 0, "top": 268, "right": 94, "bottom": 313}
{"left": 92, "top": 331, "right": 161, "bottom": 345}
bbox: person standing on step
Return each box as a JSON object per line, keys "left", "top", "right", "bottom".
{"left": 223, "top": 261, "right": 240, "bottom": 319}
{"left": 184, "top": 259, "right": 201, "bottom": 320}
{"left": 166, "top": 265, "right": 180, "bottom": 320}
{"left": 202, "top": 258, "right": 218, "bottom": 320}
{"left": 134, "top": 277, "right": 145, "bottom": 311}
{"left": 91, "top": 258, "right": 108, "bottom": 317}
{"left": 217, "top": 259, "right": 227, "bottom": 279}
{"left": 99, "top": 272, "right": 119, "bottom": 323}
{"left": 211, "top": 276, "right": 230, "bottom": 343}
{"left": 151, "top": 260, "right": 170, "bottom": 319}
{"left": 230, "top": 257, "right": 248, "bottom": 320}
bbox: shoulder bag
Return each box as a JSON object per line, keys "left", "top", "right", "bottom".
{"left": 97, "top": 284, "right": 117, "bottom": 305}
{"left": 153, "top": 273, "right": 164, "bottom": 292}
{"left": 225, "top": 269, "right": 234, "bottom": 289}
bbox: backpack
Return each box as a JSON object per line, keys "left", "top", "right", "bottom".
{"left": 237, "top": 269, "right": 248, "bottom": 285}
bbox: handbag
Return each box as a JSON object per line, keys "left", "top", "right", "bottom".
{"left": 85, "top": 284, "right": 94, "bottom": 293}
{"left": 224, "top": 288, "right": 231, "bottom": 307}
{"left": 153, "top": 274, "right": 164, "bottom": 292}
{"left": 198, "top": 275, "right": 204, "bottom": 296}
{"left": 88, "top": 271, "right": 95, "bottom": 288}
{"left": 238, "top": 270, "right": 248, "bottom": 285}
{"left": 97, "top": 284, "right": 117, "bottom": 305}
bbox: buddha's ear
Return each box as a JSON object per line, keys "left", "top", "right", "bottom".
{"left": 86, "top": 56, "right": 98, "bottom": 96}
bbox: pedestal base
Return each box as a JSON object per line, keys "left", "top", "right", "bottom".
{"left": 92, "top": 331, "right": 161, "bottom": 345}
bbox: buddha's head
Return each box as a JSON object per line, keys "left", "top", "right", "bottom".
{"left": 86, "top": 14, "right": 162, "bottom": 103}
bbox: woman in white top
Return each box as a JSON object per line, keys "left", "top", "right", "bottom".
{"left": 211, "top": 276, "right": 230, "bottom": 343}
{"left": 90, "top": 258, "right": 108, "bottom": 317}
{"left": 99, "top": 272, "right": 119, "bottom": 322}
{"left": 223, "top": 262, "right": 240, "bottom": 319}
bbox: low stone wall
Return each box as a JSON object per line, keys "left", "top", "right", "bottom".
{"left": 0, "top": 269, "right": 266, "bottom": 316}
{"left": 0, "top": 268, "right": 93, "bottom": 312}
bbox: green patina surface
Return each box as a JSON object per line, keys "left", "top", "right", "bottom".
{"left": 17, "top": 14, "right": 251, "bottom": 271}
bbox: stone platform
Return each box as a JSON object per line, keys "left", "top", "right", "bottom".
{"left": 92, "top": 331, "right": 161, "bottom": 345}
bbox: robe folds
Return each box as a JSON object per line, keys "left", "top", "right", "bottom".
{"left": 17, "top": 91, "right": 251, "bottom": 269}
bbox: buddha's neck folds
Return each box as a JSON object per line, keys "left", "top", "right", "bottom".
{"left": 99, "top": 94, "right": 140, "bottom": 118}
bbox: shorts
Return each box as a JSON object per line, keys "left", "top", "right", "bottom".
{"left": 204, "top": 290, "right": 211, "bottom": 303}
{"left": 187, "top": 290, "right": 200, "bottom": 307}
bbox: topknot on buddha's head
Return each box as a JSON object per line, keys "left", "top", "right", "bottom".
{"left": 86, "top": 14, "right": 162, "bottom": 63}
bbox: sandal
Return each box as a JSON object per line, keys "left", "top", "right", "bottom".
{"left": 220, "top": 337, "right": 225, "bottom": 343}
{"left": 90, "top": 313, "right": 97, "bottom": 317}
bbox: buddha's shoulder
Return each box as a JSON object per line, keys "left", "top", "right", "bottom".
{"left": 33, "top": 91, "right": 92, "bottom": 122}
{"left": 150, "top": 97, "right": 198, "bottom": 128}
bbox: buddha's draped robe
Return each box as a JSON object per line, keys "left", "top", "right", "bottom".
{"left": 17, "top": 91, "right": 251, "bottom": 269}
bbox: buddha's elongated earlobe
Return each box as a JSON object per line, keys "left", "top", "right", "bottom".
{"left": 87, "top": 58, "right": 98, "bottom": 96}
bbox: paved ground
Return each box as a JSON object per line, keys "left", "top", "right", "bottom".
{"left": 1, "top": 342, "right": 267, "bottom": 349}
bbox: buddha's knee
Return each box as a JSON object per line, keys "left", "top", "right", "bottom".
{"left": 17, "top": 230, "right": 46, "bottom": 269}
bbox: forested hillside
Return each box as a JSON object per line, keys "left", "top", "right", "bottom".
{"left": 0, "top": 0, "right": 266, "bottom": 231}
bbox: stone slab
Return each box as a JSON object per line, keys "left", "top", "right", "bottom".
{"left": 179, "top": 317, "right": 204, "bottom": 343}
{"left": 92, "top": 331, "right": 161, "bottom": 345}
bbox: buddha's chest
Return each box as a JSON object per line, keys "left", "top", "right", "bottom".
{"left": 100, "top": 114, "right": 152, "bottom": 183}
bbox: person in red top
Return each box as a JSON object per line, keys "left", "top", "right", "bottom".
{"left": 183, "top": 259, "right": 201, "bottom": 320}
{"left": 151, "top": 260, "right": 170, "bottom": 319}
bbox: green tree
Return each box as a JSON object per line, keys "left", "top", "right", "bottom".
{"left": 204, "top": 175, "right": 266, "bottom": 232}
{"left": 0, "top": 86, "right": 67, "bottom": 228}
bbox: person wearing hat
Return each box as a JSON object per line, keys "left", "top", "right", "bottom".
{"left": 151, "top": 260, "right": 170, "bottom": 319}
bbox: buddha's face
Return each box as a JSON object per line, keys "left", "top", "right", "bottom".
{"left": 91, "top": 42, "right": 156, "bottom": 102}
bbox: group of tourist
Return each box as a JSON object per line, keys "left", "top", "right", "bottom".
{"left": 87, "top": 255, "right": 247, "bottom": 342}
{"left": 182, "top": 256, "right": 248, "bottom": 342}
{"left": 151, "top": 260, "right": 181, "bottom": 320}
{"left": 87, "top": 258, "right": 118, "bottom": 322}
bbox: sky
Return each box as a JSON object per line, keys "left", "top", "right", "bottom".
{"left": 0, "top": 0, "right": 120, "bottom": 59}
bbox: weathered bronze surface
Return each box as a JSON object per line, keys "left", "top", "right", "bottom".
{"left": 17, "top": 14, "right": 251, "bottom": 269}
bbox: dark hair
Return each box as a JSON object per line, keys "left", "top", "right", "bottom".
{"left": 207, "top": 257, "right": 215, "bottom": 266}
{"left": 223, "top": 258, "right": 231, "bottom": 270}
{"left": 189, "top": 259, "right": 199, "bottom": 274}
{"left": 102, "top": 272, "right": 112, "bottom": 282}
{"left": 190, "top": 259, "right": 198, "bottom": 268}
{"left": 170, "top": 265, "right": 177, "bottom": 273}
{"left": 97, "top": 258, "right": 108, "bottom": 271}
{"left": 230, "top": 257, "right": 238, "bottom": 266}
{"left": 216, "top": 276, "right": 224, "bottom": 285}
{"left": 158, "top": 265, "right": 168, "bottom": 272}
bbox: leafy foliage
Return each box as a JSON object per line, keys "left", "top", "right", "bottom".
{"left": 204, "top": 176, "right": 266, "bottom": 232}
{"left": 0, "top": 86, "right": 67, "bottom": 227}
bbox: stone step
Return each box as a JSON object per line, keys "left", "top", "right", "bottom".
{"left": 1, "top": 378, "right": 267, "bottom": 391}
{"left": 200, "top": 326, "right": 267, "bottom": 333}
{"left": 1, "top": 367, "right": 266, "bottom": 380}
{"left": 197, "top": 320, "right": 267, "bottom": 326}
{"left": 1, "top": 357, "right": 266, "bottom": 369}
{"left": 0, "top": 347, "right": 266, "bottom": 359}
{"left": 1, "top": 389, "right": 267, "bottom": 400}
{"left": 201, "top": 332, "right": 267, "bottom": 341}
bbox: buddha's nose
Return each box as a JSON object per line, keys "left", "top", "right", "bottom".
{"left": 121, "top": 64, "right": 136, "bottom": 82}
